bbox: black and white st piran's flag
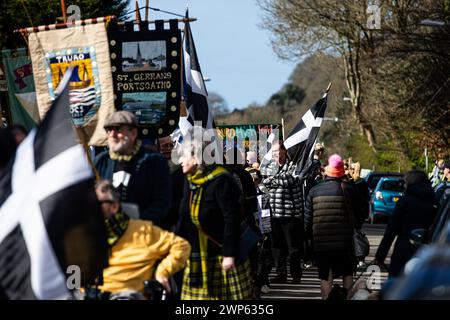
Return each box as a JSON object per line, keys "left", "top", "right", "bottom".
{"left": 285, "top": 92, "right": 328, "bottom": 176}
{"left": 0, "top": 67, "right": 108, "bottom": 300}
{"left": 261, "top": 91, "right": 328, "bottom": 176}
{"left": 179, "top": 10, "right": 215, "bottom": 135}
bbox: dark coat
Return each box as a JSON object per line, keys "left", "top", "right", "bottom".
{"left": 229, "top": 167, "right": 258, "bottom": 229}
{"left": 352, "top": 178, "right": 370, "bottom": 229}
{"left": 177, "top": 170, "right": 243, "bottom": 257}
{"left": 375, "top": 183, "right": 437, "bottom": 277}
{"left": 304, "top": 177, "right": 361, "bottom": 252}
{"left": 94, "top": 147, "right": 171, "bottom": 226}
{"left": 164, "top": 164, "right": 185, "bottom": 230}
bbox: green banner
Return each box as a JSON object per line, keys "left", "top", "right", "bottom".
{"left": 1, "top": 48, "right": 37, "bottom": 131}
{"left": 216, "top": 123, "right": 282, "bottom": 152}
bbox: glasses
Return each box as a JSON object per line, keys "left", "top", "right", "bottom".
{"left": 105, "top": 126, "right": 131, "bottom": 134}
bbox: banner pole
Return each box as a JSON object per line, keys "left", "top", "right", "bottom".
{"left": 14, "top": 17, "right": 197, "bottom": 34}
{"left": 135, "top": 1, "right": 141, "bottom": 31}
{"left": 61, "top": 0, "right": 67, "bottom": 23}
{"left": 76, "top": 127, "right": 100, "bottom": 180}
{"left": 14, "top": 16, "right": 116, "bottom": 34}
{"left": 179, "top": 16, "right": 188, "bottom": 117}
{"left": 145, "top": 0, "right": 149, "bottom": 21}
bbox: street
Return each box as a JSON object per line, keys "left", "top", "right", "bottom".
{"left": 261, "top": 223, "right": 392, "bottom": 300}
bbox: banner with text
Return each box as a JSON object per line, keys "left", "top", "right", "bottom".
{"left": 109, "top": 20, "right": 181, "bottom": 139}
{"left": 28, "top": 22, "right": 115, "bottom": 146}
{"left": 216, "top": 123, "right": 282, "bottom": 155}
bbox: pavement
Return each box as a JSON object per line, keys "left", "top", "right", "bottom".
{"left": 260, "top": 223, "right": 392, "bottom": 300}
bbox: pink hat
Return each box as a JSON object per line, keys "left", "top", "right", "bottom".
{"left": 325, "top": 154, "right": 345, "bottom": 178}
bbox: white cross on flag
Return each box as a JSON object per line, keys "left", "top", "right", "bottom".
{"left": 284, "top": 92, "right": 328, "bottom": 169}
{"left": 260, "top": 90, "right": 329, "bottom": 177}
{"left": 0, "top": 67, "right": 108, "bottom": 300}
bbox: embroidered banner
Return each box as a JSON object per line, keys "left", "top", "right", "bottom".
{"left": 108, "top": 20, "right": 181, "bottom": 139}
{"left": 1, "top": 48, "right": 38, "bottom": 131}
{"left": 28, "top": 22, "right": 115, "bottom": 146}
{"left": 216, "top": 123, "right": 283, "bottom": 152}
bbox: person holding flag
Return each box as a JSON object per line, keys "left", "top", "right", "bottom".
{"left": 262, "top": 140, "right": 304, "bottom": 284}
{"left": 260, "top": 84, "right": 332, "bottom": 284}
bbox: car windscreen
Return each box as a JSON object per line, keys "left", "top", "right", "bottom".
{"left": 368, "top": 176, "right": 382, "bottom": 189}
{"left": 380, "top": 180, "right": 405, "bottom": 192}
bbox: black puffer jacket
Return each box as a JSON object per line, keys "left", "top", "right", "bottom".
{"left": 304, "top": 177, "right": 361, "bottom": 252}
{"left": 262, "top": 162, "right": 303, "bottom": 219}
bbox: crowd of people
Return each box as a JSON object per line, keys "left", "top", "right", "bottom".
{"left": 1, "top": 110, "right": 449, "bottom": 300}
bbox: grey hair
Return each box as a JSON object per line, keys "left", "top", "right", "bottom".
{"left": 174, "top": 126, "right": 221, "bottom": 169}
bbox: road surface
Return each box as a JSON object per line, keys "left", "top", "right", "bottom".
{"left": 261, "top": 223, "right": 392, "bottom": 300}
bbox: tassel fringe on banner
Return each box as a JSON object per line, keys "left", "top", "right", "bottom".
{"left": 14, "top": 16, "right": 115, "bottom": 34}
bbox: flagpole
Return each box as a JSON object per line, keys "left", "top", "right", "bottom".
{"left": 76, "top": 127, "right": 100, "bottom": 180}
{"left": 179, "top": 9, "right": 188, "bottom": 117}
{"left": 145, "top": 0, "right": 149, "bottom": 21}
{"left": 135, "top": 0, "right": 141, "bottom": 31}
{"left": 60, "top": 0, "right": 67, "bottom": 23}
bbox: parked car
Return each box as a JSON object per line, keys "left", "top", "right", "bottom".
{"left": 365, "top": 171, "right": 403, "bottom": 197}
{"left": 369, "top": 177, "right": 405, "bottom": 224}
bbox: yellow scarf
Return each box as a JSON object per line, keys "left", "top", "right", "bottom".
{"left": 186, "top": 166, "right": 228, "bottom": 288}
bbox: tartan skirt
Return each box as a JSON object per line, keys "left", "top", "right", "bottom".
{"left": 181, "top": 256, "right": 253, "bottom": 300}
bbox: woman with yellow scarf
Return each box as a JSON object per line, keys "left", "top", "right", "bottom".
{"left": 176, "top": 127, "right": 253, "bottom": 300}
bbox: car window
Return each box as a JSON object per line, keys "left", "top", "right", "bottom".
{"left": 368, "top": 176, "right": 382, "bottom": 189}
{"left": 368, "top": 174, "right": 402, "bottom": 189}
{"left": 380, "top": 180, "right": 405, "bottom": 192}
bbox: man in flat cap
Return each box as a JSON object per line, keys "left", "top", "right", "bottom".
{"left": 94, "top": 111, "right": 171, "bottom": 227}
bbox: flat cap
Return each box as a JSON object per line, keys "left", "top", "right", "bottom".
{"left": 103, "top": 111, "right": 137, "bottom": 129}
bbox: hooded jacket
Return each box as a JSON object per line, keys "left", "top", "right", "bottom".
{"left": 375, "top": 182, "right": 437, "bottom": 277}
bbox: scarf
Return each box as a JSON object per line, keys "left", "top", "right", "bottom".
{"left": 104, "top": 211, "right": 130, "bottom": 246}
{"left": 109, "top": 140, "right": 142, "bottom": 162}
{"left": 186, "top": 165, "right": 228, "bottom": 287}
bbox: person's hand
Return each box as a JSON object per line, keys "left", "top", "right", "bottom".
{"left": 222, "top": 257, "right": 235, "bottom": 272}
{"left": 155, "top": 275, "right": 171, "bottom": 293}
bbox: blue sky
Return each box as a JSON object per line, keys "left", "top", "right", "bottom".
{"left": 134, "top": 0, "right": 297, "bottom": 110}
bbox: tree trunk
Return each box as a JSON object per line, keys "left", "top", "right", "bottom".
{"left": 343, "top": 40, "right": 377, "bottom": 153}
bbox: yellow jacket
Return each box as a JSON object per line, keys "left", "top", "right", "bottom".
{"left": 100, "top": 220, "right": 191, "bottom": 294}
